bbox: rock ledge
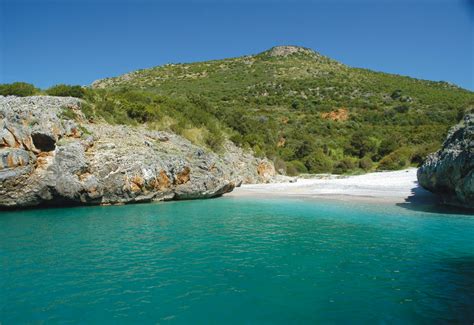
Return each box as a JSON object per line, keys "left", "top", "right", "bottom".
{"left": 0, "top": 96, "right": 275, "bottom": 208}
{"left": 417, "top": 114, "right": 473, "bottom": 209}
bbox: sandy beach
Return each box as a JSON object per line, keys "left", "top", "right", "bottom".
{"left": 229, "top": 168, "right": 437, "bottom": 204}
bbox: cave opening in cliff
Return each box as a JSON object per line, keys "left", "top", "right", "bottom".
{"left": 31, "top": 132, "right": 56, "bottom": 152}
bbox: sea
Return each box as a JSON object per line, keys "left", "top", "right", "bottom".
{"left": 1, "top": 197, "right": 473, "bottom": 323}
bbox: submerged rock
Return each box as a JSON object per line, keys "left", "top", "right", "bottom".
{"left": 417, "top": 114, "right": 473, "bottom": 209}
{"left": 0, "top": 96, "right": 275, "bottom": 208}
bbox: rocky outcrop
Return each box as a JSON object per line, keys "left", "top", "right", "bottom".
{"left": 417, "top": 114, "right": 473, "bottom": 209}
{"left": 0, "top": 96, "right": 275, "bottom": 208}
{"left": 265, "top": 45, "right": 317, "bottom": 58}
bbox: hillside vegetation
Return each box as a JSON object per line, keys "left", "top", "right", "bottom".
{"left": 4, "top": 46, "right": 474, "bottom": 174}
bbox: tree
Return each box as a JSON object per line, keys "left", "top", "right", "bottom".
{"left": 333, "top": 158, "right": 356, "bottom": 174}
{"left": 304, "top": 149, "right": 333, "bottom": 173}
{"left": 347, "top": 132, "right": 378, "bottom": 158}
{"left": 295, "top": 135, "right": 316, "bottom": 159}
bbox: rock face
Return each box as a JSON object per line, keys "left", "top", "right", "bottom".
{"left": 266, "top": 45, "right": 317, "bottom": 58}
{"left": 0, "top": 96, "right": 275, "bottom": 208}
{"left": 417, "top": 114, "right": 473, "bottom": 209}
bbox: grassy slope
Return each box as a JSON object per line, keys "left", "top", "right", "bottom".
{"left": 91, "top": 46, "right": 474, "bottom": 174}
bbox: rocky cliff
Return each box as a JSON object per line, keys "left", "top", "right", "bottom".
{"left": 417, "top": 114, "right": 473, "bottom": 209}
{"left": 0, "top": 96, "right": 275, "bottom": 208}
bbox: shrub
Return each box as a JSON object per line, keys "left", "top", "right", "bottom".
{"left": 333, "top": 157, "right": 356, "bottom": 174}
{"left": 286, "top": 160, "right": 308, "bottom": 176}
{"left": 295, "top": 135, "right": 317, "bottom": 159}
{"left": 80, "top": 102, "right": 95, "bottom": 119}
{"left": 46, "top": 84, "right": 86, "bottom": 98}
{"left": 394, "top": 105, "right": 409, "bottom": 113}
{"left": 0, "top": 82, "right": 37, "bottom": 97}
{"left": 391, "top": 89, "right": 402, "bottom": 100}
{"left": 182, "top": 127, "right": 207, "bottom": 146}
{"left": 229, "top": 133, "right": 243, "bottom": 145}
{"left": 94, "top": 97, "right": 131, "bottom": 125}
{"left": 205, "top": 127, "right": 224, "bottom": 152}
{"left": 410, "top": 144, "right": 438, "bottom": 166}
{"left": 304, "top": 149, "right": 333, "bottom": 173}
{"left": 359, "top": 156, "right": 373, "bottom": 171}
{"left": 273, "top": 157, "right": 287, "bottom": 174}
{"left": 253, "top": 145, "right": 265, "bottom": 158}
{"left": 124, "top": 101, "right": 156, "bottom": 122}
{"left": 291, "top": 100, "right": 300, "bottom": 109}
{"left": 347, "top": 133, "right": 379, "bottom": 158}
{"left": 378, "top": 147, "right": 413, "bottom": 170}
{"left": 378, "top": 137, "right": 400, "bottom": 157}
{"left": 60, "top": 107, "right": 77, "bottom": 120}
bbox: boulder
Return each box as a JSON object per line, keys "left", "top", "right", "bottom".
{"left": 257, "top": 160, "right": 276, "bottom": 183}
{"left": 417, "top": 114, "right": 473, "bottom": 209}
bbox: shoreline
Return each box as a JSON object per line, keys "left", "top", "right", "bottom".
{"left": 228, "top": 168, "right": 438, "bottom": 205}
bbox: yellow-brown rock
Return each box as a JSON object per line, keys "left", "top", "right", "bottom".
{"left": 321, "top": 108, "right": 349, "bottom": 122}
{"left": 277, "top": 137, "right": 286, "bottom": 148}
{"left": 130, "top": 175, "right": 145, "bottom": 192}
{"left": 257, "top": 160, "right": 275, "bottom": 181}
{"left": 175, "top": 166, "right": 191, "bottom": 184}
{"left": 154, "top": 170, "right": 171, "bottom": 190}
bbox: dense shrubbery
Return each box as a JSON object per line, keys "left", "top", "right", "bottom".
{"left": 46, "top": 84, "right": 86, "bottom": 98}
{"left": 82, "top": 89, "right": 226, "bottom": 152}
{"left": 0, "top": 82, "right": 38, "bottom": 97}
{"left": 304, "top": 149, "right": 333, "bottom": 173}
{"left": 88, "top": 50, "right": 473, "bottom": 174}
{"left": 0, "top": 82, "right": 86, "bottom": 99}
{"left": 333, "top": 158, "right": 357, "bottom": 174}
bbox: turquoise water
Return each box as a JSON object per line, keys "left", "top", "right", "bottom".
{"left": 1, "top": 197, "right": 473, "bottom": 324}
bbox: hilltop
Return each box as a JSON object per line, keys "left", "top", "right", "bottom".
{"left": 89, "top": 45, "right": 474, "bottom": 175}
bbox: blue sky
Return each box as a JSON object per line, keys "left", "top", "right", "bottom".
{"left": 1, "top": 0, "right": 473, "bottom": 90}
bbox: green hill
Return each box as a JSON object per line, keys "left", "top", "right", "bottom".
{"left": 86, "top": 45, "right": 473, "bottom": 174}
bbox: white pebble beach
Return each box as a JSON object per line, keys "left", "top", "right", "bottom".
{"left": 229, "top": 168, "right": 437, "bottom": 204}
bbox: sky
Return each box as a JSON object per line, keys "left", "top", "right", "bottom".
{"left": 0, "top": 0, "right": 473, "bottom": 90}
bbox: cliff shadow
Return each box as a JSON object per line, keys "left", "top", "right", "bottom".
{"left": 396, "top": 185, "right": 472, "bottom": 215}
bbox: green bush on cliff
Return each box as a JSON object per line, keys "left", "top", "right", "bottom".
{"left": 81, "top": 89, "right": 226, "bottom": 152}
{"left": 410, "top": 143, "right": 440, "bottom": 166}
{"left": 46, "top": 84, "right": 86, "bottom": 98}
{"left": 0, "top": 82, "right": 38, "bottom": 97}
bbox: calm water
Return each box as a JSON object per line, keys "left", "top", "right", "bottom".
{"left": 1, "top": 197, "right": 473, "bottom": 324}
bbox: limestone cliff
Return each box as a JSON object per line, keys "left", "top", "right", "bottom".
{"left": 417, "top": 114, "right": 473, "bottom": 209}
{"left": 0, "top": 96, "right": 275, "bottom": 208}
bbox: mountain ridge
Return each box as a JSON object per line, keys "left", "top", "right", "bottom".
{"left": 92, "top": 45, "right": 466, "bottom": 91}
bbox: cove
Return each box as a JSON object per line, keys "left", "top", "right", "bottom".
{"left": 1, "top": 197, "right": 473, "bottom": 323}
